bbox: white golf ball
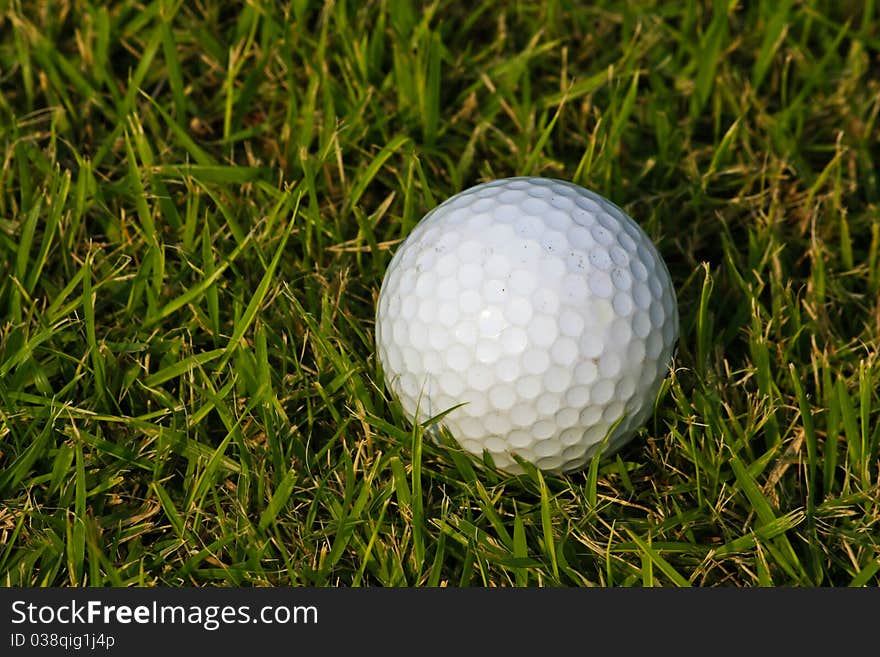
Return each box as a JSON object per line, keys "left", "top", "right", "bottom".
{"left": 376, "top": 177, "right": 678, "bottom": 473}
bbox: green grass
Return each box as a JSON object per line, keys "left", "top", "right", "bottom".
{"left": 1, "top": 0, "right": 878, "bottom": 587}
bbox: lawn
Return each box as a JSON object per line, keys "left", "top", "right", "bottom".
{"left": 0, "top": 0, "right": 878, "bottom": 586}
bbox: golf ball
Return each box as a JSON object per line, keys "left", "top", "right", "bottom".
{"left": 375, "top": 177, "right": 678, "bottom": 473}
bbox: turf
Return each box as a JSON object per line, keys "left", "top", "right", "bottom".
{"left": 0, "top": 0, "right": 878, "bottom": 587}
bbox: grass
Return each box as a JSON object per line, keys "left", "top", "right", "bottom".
{"left": 0, "top": 0, "right": 878, "bottom": 587}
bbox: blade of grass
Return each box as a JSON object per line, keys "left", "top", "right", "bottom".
{"left": 625, "top": 529, "right": 691, "bottom": 587}
{"left": 218, "top": 190, "right": 302, "bottom": 367}
{"left": 536, "top": 469, "right": 559, "bottom": 580}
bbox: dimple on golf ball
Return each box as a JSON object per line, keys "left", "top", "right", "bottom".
{"left": 375, "top": 177, "right": 678, "bottom": 473}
